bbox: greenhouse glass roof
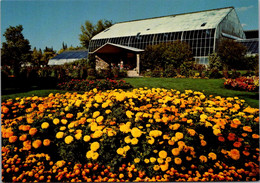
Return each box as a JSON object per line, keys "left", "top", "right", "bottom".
{"left": 51, "top": 50, "right": 88, "bottom": 60}
{"left": 92, "top": 7, "right": 233, "bottom": 40}
{"left": 237, "top": 39, "right": 259, "bottom": 54}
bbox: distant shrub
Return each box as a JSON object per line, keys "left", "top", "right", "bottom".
{"left": 209, "top": 52, "right": 222, "bottom": 70}
{"left": 57, "top": 79, "right": 132, "bottom": 91}
{"left": 209, "top": 68, "right": 223, "bottom": 79}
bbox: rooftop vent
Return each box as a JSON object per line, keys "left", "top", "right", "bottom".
{"left": 201, "top": 22, "right": 207, "bottom": 27}
{"left": 104, "top": 28, "right": 110, "bottom": 32}
{"left": 146, "top": 28, "right": 150, "bottom": 31}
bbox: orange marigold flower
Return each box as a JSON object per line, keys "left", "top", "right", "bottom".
{"left": 23, "top": 140, "right": 31, "bottom": 150}
{"left": 159, "top": 150, "right": 167, "bottom": 159}
{"left": 243, "top": 151, "right": 250, "bottom": 156}
{"left": 242, "top": 133, "right": 248, "bottom": 137}
{"left": 243, "top": 126, "right": 252, "bottom": 132}
{"left": 232, "top": 118, "right": 241, "bottom": 125}
{"left": 229, "top": 149, "right": 240, "bottom": 160}
{"left": 9, "top": 136, "right": 18, "bottom": 143}
{"left": 201, "top": 140, "right": 207, "bottom": 146}
{"left": 218, "top": 136, "right": 225, "bottom": 142}
{"left": 32, "top": 140, "right": 42, "bottom": 149}
{"left": 66, "top": 113, "right": 73, "bottom": 119}
{"left": 175, "top": 132, "right": 183, "bottom": 140}
{"left": 208, "top": 152, "right": 217, "bottom": 160}
{"left": 43, "top": 139, "right": 51, "bottom": 146}
{"left": 199, "top": 155, "right": 208, "bottom": 163}
{"left": 27, "top": 118, "right": 34, "bottom": 124}
{"left": 227, "top": 133, "right": 236, "bottom": 141}
{"left": 22, "top": 125, "right": 31, "bottom": 131}
{"left": 29, "top": 128, "right": 37, "bottom": 136}
{"left": 252, "top": 134, "right": 259, "bottom": 139}
{"left": 233, "top": 141, "right": 242, "bottom": 148}
{"left": 172, "top": 148, "right": 180, "bottom": 156}
{"left": 2, "top": 106, "right": 9, "bottom": 114}
{"left": 187, "top": 129, "right": 196, "bottom": 136}
{"left": 19, "top": 134, "right": 27, "bottom": 141}
{"left": 174, "top": 157, "right": 182, "bottom": 165}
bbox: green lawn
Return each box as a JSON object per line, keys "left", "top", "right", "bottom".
{"left": 1, "top": 78, "right": 259, "bottom": 108}
{"left": 124, "top": 77, "right": 259, "bottom": 108}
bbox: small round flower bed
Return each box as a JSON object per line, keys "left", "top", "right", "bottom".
{"left": 224, "top": 76, "right": 259, "bottom": 92}
{"left": 1, "top": 88, "right": 259, "bottom": 182}
{"left": 57, "top": 79, "right": 132, "bottom": 91}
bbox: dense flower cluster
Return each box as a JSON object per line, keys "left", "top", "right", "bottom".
{"left": 224, "top": 76, "right": 259, "bottom": 92}
{"left": 1, "top": 88, "right": 259, "bottom": 182}
{"left": 57, "top": 79, "right": 132, "bottom": 91}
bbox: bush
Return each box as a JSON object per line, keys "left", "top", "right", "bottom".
{"left": 179, "top": 61, "right": 194, "bottom": 77}
{"left": 141, "top": 41, "right": 193, "bottom": 71}
{"left": 217, "top": 39, "right": 247, "bottom": 70}
{"left": 57, "top": 79, "right": 133, "bottom": 91}
{"left": 209, "top": 68, "right": 223, "bottom": 79}
{"left": 224, "top": 76, "right": 259, "bottom": 91}
{"left": 163, "top": 65, "right": 177, "bottom": 78}
{"left": 151, "top": 67, "right": 164, "bottom": 77}
{"left": 209, "top": 52, "right": 222, "bottom": 70}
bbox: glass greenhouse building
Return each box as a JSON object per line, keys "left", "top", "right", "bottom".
{"left": 89, "top": 7, "right": 246, "bottom": 76}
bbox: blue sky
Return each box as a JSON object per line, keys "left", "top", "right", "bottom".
{"left": 1, "top": 0, "right": 259, "bottom": 51}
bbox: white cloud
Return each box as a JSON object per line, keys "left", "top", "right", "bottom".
{"left": 237, "top": 5, "right": 254, "bottom": 12}
{"left": 241, "top": 23, "right": 247, "bottom": 27}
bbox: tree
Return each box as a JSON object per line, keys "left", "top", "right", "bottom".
{"left": 31, "top": 47, "right": 43, "bottom": 67}
{"left": 141, "top": 41, "right": 193, "bottom": 71}
{"left": 1, "top": 25, "right": 31, "bottom": 76}
{"left": 217, "top": 39, "right": 247, "bottom": 70}
{"left": 41, "top": 47, "right": 56, "bottom": 66}
{"left": 79, "top": 19, "right": 112, "bottom": 48}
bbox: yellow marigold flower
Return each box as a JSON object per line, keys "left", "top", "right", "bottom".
{"left": 53, "top": 118, "right": 60, "bottom": 125}
{"left": 56, "top": 160, "right": 66, "bottom": 168}
{"left": 92, "top": 130, "right": 103, "bottom": 138}
{"left": 213, "top": 129, "right": 221, "bottom": 136}
{"left": 41, "top": 122, "right": 49, "bottom": 129}
{"left": 75, "top": 100, "right": 82, "bottom": 107}
{"left": 102, "top": 102, "right": 108, "bottom": 108}
{"left": 144, "top": 159, "right": 150, "bottom": 164}
{"left": 92, "top": 152, "right": 99, "bottom": 160}
{"left": 131, "top": 127, "right": 142, "bottom": 138}
{"left": 199, "top": 155, "right": 207, "bottom": 163}
{"left": 93, "top": 111, "right": 100, "bottom": 118}
{"left": 149, "top": 130, "right": 162, "bottom": 138}
{"left": 105, "top": 110, "right": 112, "bottom": 114}
{"left": 119, "top": 173, "right": 124, "bottom": 179}
{"left": 91, "top": 142, "right": 100, "bottom": 151}
{"left": 200, "top": 114, "right": 208, "bottom": 122}
{"left": 96, "top": 116, "right": 104, "bottom": 123}
{"left": 200, "top": 94, "right": 205, "bottom": 100}
{"left": 150, "top": 157, "right": 156, "bottom": 163}
{"left": 134, "top": 158, "right": 140, "bottom": 163}
{"left": 86, "top": 151, "right": 94, "bottom": 159}
{"left": 174, "top": 157, "right": 182, "bottom": 165}
{"left": 75, "top": 133, "right": 82, "bottom": 140}
{"left": 117, "top": 148, "right": 125, "bottom": 155}
{"left": 157, "top": 158, "right": 164, "bottom": 164}
{"left": 68, "top": 122, "right": 75, "bottom": 129}
{"left": 126, "top": 110, "right": 134, "bottom": 118}
{"left": 56, "top": 132, "right": 64, "bottom": 139}
{"left": 153, "top": 165, "right": 160, "bottom": 171}
{"left": 123, "top": 145, "right": 130, "bottom": 152}
{"left": 159, "top": 150, "right": 167, "bottom": 159}
{"left": 61, "top": 119, "right": 68, "bottom": 125}
{"left": 175, "top": 132, "right": 184, "bottom": 140}
{"left": 120, "top": 124, "right": 131, "bottom": 133}
{"left": 160, "top": 163, "right": 169, "bottom": 171}
{"left": 83, "top": 135, "right": 91, "bottom": 142}
{"left": 60, "top": 126, "right": 66, "bottom": 131}
{"left": 172, "top": 148, "right": 180, "bottom": 156}
{"left": 166, "top": 157, "right": 172, "bottom": 162}
{"left": 131, "top": 138, "right": 138, "bottom": 145}
{"left": 64, "top": 136, "right": 74, "bottom": 144}
{"left": 169, "top": 123, "right": 181, "bottom": 130}
{"left": 208, "top": 152, "right": 217, "bottom": 160}
{"left": 147, "top": 136, "right": 155, "bottom": 145}
{"left": 124, "top": 136, "right": 131, "bottom": 144}
{"left": 108, "top": 130, "right": 117, "bottom": 136}
{"left": 116, "top": 93, "right": 125, "bottom": 102}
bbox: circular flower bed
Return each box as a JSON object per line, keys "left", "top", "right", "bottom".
{"left": 1, "top": 88, "right": 259, "bottom": 182}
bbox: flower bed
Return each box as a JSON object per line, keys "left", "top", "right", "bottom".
{"left": 224, "top": 76, "right": 259, "bottom": 92}
{"left": 57, "top": 79, "right": 132, "bottom": 91}
{"left": 1, "top": 88, "right": 259, "bottom": 182}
